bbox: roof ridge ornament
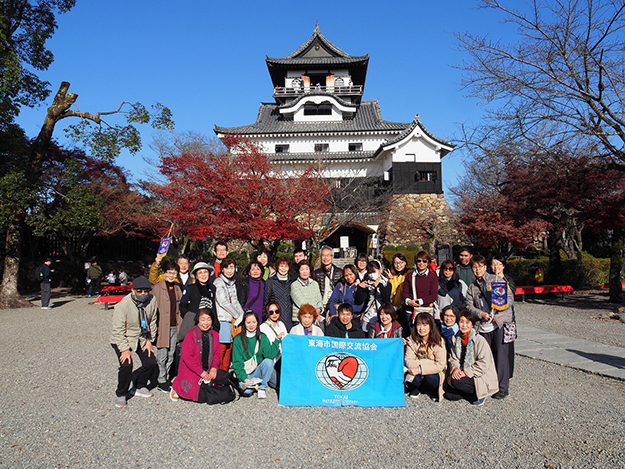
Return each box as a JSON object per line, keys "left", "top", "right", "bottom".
{"left": 315, "top": 20, "right": 321, "bottom": 33}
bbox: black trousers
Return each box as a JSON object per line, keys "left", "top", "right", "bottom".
{"left": 480, "top": 326, "right": 510, "bottom": 393}
{"left": 447, "top": 376, "right": 478, "bottom": 401}
{"left": 112, "top": 342, "right": 157, "bottom": 397}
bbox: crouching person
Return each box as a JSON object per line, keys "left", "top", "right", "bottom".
{"left": 172, "top": 308, "right": 229, "bottom": 403}
{"left": 232, "top": 311, "right": 281, "bottom": 399}
{"left": 110, "top": 277, "right": 158, "bottom": 408}
{"left": 445, "top": 308, "right": 499, "bottom": 406}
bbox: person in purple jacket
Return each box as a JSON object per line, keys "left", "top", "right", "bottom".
{"left": 328, "top": 264, "right": 364, "bottom": 321}
{"left": 171, "top": 308, "right": 226, "bottom": 403}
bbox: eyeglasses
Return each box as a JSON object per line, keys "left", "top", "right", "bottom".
{"left": 416, "top": 260, "right": 428, "bottom": 264}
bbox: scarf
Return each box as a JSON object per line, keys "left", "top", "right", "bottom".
{"left": 277, "top": 272, "right": 289, "bottom": 282}
{"left": 201, "top": 329, "right": 213, "bottom": 371}
{"left": 131, "top": 294, "right": 153, "bottom": 337}
{"left": 438, "top": 278, "right": 458, "bottom": 297}
{"left": 454, "top": 328, "right": 476, "bottom": 370}
{"left": 196, "top": 281, "right": 213, "bottom": 310}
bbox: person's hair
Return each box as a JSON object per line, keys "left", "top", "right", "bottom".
{"left": 471, "top": 254, "right": 486, "bottom": 266}
{"left": 490, "top": 254, "right": 507, "bottom": 268}
{"left": 391, "top": 253, "right": 409, "bottom": 275}
{"left": 195, "top": 308, "right": 213, "bottom": 325}
{"left": 337, "top": 303, "right": 354, "bottom": 315}
{"left": 377, "top": 302, "right": 397, "bottom": 321}
{"left": 177, "top": 254, "right": 189, "bottom": 262}
{"left": 441, "top": 304, "right": 459, "bottom": 323}
{"left": 254, "top": 248, "right": 271, "bottom": 266}
{"left": 356, "top": 252, "right": 368, "bottom": 265}
{"left": 214, "top": 241, "right": 228, "bottom": 251}
{"left": 341, "top": 264, "right": 359, "bottom": 284}
{"left": 297, "top": 303, "right": 319, "bottom": 321}
{"left": 244, "top": 260, "right": 264, "bottom": 278}
{"left": 293, "top": 247, "right": 306, "bottom": 257}
{"left": 297, "top": 259, "right": 311, "bottom": 274}
{"left": 220, "top": 257, "right": 236, "bottom": 270}
{"left": 459, "top": 246, "right": 473, "bottom": 256}
{"left": 366, "top": 260, "right": 381, "bottom": 273}
{"left": 457, "top": 307, "right": 476, "bottom": 325}
{"left": 264, "top": 301, "right": 281, "bottom": 321}
{"left": 438, "top": 260, "right": 459, "bottom": 282}
{"left": 239, "top": 311, "right": 261, "bottom": 355}
{"left": 164, "top": 261, "right": 179, "bottom": 273}
{"left": 414, "top": 251, "right": 431, "bottom": 264}
{"left": 411, "top": 312, "right": 442, "bottom": 345}
{"left": 275, "top": 257, "right": 290, "bottom": 270}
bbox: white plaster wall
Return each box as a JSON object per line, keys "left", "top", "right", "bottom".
{"left": 256, "top": 134, "right": 388, "bottom": 153}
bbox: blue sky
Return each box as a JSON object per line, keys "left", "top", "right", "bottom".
{"left": 15, "top": 1, "right": 511, "bottom": 197}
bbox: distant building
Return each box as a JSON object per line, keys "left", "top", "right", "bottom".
{"left": 215, "top": 23, "right": 463, "bottom": 254}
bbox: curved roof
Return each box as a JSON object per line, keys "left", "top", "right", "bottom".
{"left": 214, "top": 100, "right": 409, "bottom": 136}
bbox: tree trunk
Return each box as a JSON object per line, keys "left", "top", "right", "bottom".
{"left": 609, "top": 228, "right": 624, "bottom": 304}
{"left": 0, "top": 221, "right": 31, "bottom": 308}
{"left": 547, "top": 224, "right": 563, "bottom": 284}
{"left": 0, "top": 82, "right": 76, "bottom": 308}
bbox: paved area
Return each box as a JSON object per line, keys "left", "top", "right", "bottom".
{"left": 516, "top": 323, "right": 625, "bottom": 381}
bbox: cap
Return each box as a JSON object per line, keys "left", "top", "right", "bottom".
{"left": 132, "top": 276, "right": 152, "bottom": 290}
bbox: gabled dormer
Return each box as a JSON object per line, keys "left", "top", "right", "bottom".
{"left": 266, "top": 22, "right": 369, "bottom": 106}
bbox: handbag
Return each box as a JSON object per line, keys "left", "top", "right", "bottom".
{"left": 202, "top": 373, "right": 237, "bottom": 405}
{"left": 243, "top": 340, "right": 260, "bottom": 374}
{"left": 503, "top": 321, "right": 517, "bottom": 343}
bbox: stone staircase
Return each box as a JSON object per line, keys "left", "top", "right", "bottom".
{"left": 333, "top": 257, "right": 355, "bottom": 269}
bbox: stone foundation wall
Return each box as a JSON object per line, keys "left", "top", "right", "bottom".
{"left": 379, "top": 193, "right": 467, "bottom": 248}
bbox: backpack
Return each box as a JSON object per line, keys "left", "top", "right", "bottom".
{"left": 33, "top": 265, "right": 44, "bottom": 282}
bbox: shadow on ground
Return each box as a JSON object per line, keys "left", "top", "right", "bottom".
{"left": 567, "top": 349, "right": 625, "bottom": 370}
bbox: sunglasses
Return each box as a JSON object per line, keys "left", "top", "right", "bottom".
{"left": 268, "top": 309, "right": 280, "bottom": 314}
{"left": 416, "top": 260, "right": 428, "bottom": 264}
{"left": 135, "top": 289, "right": 150, "bottom": 294}
{"left": 443, "top": 267, "right": 454, "bottom": 271}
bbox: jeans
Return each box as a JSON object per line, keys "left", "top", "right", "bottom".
{"left": 112, "top": 342, "right": 157, "bottom": 397}
{"left": 40, "top": 282, "right": 51, "bottom": 307}
{"left": 156, "top": 326, "right": 177, "bottom": 384}
{"left": 240, "top": 358, "right": 275, "bottom": 390}
{"left": 405, "top": 373, "right": 440, "bottom": 395}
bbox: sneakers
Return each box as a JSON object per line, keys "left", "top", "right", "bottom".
{"left": 157, "top": 382, "right": 171, "bottom": 393}
{"left": 242, "top": 388, "right": 254, "bottom": 397}
{"left": 471, "top": 398, "right": 485, "bottom": 406}
{"left": 257, "top": 389, "right": 267, "bottom": 399}
{"left": 492, "top": 391, "right": 509, "bottom": 400}
{"left": 408, "top": 390, "right": 421, "bottom": 399}
{"left": 115, "top": 395, "right": 126, "bottom": 408}
{"left": 170, "top": 388, "right": 179, "bottom": 402}
{"left": 133, "top": 387, "right": 153, "bottom": 398}
{"left": 41, "top": 306, "right": 52, "bottom": 310}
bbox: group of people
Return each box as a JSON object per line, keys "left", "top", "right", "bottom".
{"left": 110, "top": 243, "right": 516, "bottom": 408}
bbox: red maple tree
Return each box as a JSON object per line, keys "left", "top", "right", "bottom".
{"left": 156, "top": 135, "right": 330, "bottom": 247}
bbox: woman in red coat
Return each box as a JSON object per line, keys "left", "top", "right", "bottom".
{"left": 172, "top": 309, "right": 225, "bottom": 403}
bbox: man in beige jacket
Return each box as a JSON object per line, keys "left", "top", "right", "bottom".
{"left": 110, "top": 276, "right": 158, "bottom": 408}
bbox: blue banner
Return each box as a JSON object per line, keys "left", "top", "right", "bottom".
{"left": 279, "top": 335, "right": 406, "bottom": 407}
{"left": 157, "top": 237, "right": 171, "bottom": 256}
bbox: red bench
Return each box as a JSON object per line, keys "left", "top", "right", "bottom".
{"left": 514, "top": 285, "right": 573, "bottom": 301}
{"left": 95, "top": 294, "right": 129, "bottom": 310}
{"left": 600, "top": 282, "right": 625, "bottom": 289}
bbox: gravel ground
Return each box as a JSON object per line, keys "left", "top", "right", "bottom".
{"left": 0, "top": 293, "right": 624, "bottom": 468}
{"left": 515, "top": 292, "right": 625, "bottom": 348}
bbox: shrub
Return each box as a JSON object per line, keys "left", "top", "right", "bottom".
{"left": 406, "top": 244, "right": 419, "bottom": 251}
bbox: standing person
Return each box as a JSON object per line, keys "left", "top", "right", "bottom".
{"left": 456, "top": 247, "right": 475, "bottom": 288}
{"left": 290, "top": 248, "right": 308, "bottom": 277}
{"left": 240, "top": 261, "right": 265, "bottom": 324}
{"left": 466, "top": 255, "right": 514, "bottom": 400}
{"left": 264, "top": 258, "right": 294, "bottom": 331}
{"left": 355, "top": 253, "right": 369, "bottom": 281}
{"left": 232, "top": 311, "right": 281, "bottom": 398}
{"left": 325, "top": 303, "right": 366, "bottom": 338}
{"left": 152, "top": 262, "right": 183, "bottom": 393}
{"left": 255, "top": 248, "right": 276, "bottom": 281}
{"left": 312, "top": 246, "right": 343, "bottom": 319}
{"left": 290, "top": 260, "right": 323, "bottom": 325}
{"left": 402, "top": 251, "right": 438, "bottom": 328}
{"left": 446, "top": 308, "right": 499, "bottom": 406}
{"left": 404, "top": 313, "right": 446, "bottom": 401}
{"left": 384, "top": 253, "right": 409, "bottom": 309}
{"left": 209, "top": 241, "right": 229, "bottom": 280}
{"left": 328, "top": 264, "right": 364, "bottom": 320}
{"left": 118, "top": 267, "right": 129, "bottom": 286}
{"left": 491, "top": 255, "right": 517, "bottom": 381}
{"left": 149, "top": 255, "right": 193, "bottom": 291}
{"left": 110, "top": 277, "right": 158, "bottom": 408}
{"left": 39, "top": 258, "right": 54, "bottom": 310}
{"left": 179, "top": 262, "right": 218, "bottom": 334}
{"left": 356, "top": 260, "right": 392, "bottom": 332}
{"left": 86, "top": 259, "right": 103, "bottom": 297}
{"left": 434, "top": 260, "right": 468, "bottom": 320}
{"left": 214, "top": 257, "right": 245, "bottom": 371}
{"left": 429, "top": 254, "right": 439, "bottom": 275}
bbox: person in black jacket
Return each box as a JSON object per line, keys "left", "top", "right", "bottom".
{"left": 264, "top": 257, "right": 294, "bottom": 330}
{"left": 312, "top": 246, "right": 343, "bottom": 316}
{"left": 179, "top": 262, "right": 219, "bottom": 336}
{"left": 325, "top": 303, "right": 366, "bottom": 339}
